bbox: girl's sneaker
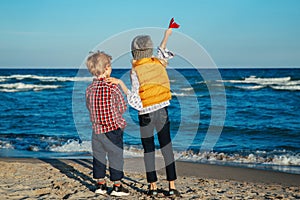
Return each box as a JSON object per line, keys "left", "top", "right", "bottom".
{"left": 168, "top": 189, "right": 180, "bottom": 197}
{"left": 147, "top": 189, "right": 158, "bottom": 196}
{"left": 111, "top": 184, "right": 130, "bottom": 196}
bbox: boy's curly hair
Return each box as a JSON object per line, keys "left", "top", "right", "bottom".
{"left": 86, "top": 51, "right": 112, "bottom": 76}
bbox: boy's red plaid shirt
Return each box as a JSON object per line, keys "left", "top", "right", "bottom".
{"left": 86, "top": 78, "right": 127, "bottom": 134}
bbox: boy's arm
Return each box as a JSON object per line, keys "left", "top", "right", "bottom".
{"left": 160, "top": 28, "right": 172, "bottom": 50}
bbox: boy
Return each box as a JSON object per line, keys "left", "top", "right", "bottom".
{"left": 85, "top": 51, "right": 129, "bottom": 197}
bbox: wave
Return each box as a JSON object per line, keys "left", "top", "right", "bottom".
{"left": 34, "top": 139, "right": 300, "bottom": 167}
{"left": 49, "top": 140, "right": 145, "bottom": 157}
{"left": 177, "top": 150, "right": 300, "bottom": 166}
{"left": 0, "top": 83, "right": 61, "bottom": 92}
{"left": 50, "top": 141, "right": 300, "bottom": 174}
{"left": 2, "top": 137, "right": 300, "bottom": 173}
{"left": 244, "top": 76, "right": 291, "bottom": 85}
{"left": 221, "top": 76, "right": 292, "bottom": 85}
{"left": 50, "top": 140, "right": 91, "bottom": 152}
{"left": 0, "top": 74, "right": 92, "bottom": 82}
{"left": 47, "top": 140, "right": 300, "bottom": 167}
{"left": 171, "top": 92, "right": 197, "bottom": 97}
{"left": 0, "top": 74, "right": 92, "bottom": 92}
{"left": 180, "top": 87, "right": 194, "bottom": 91}
{"left": 283, "top": 80, "right": 300, "bottom": 85}
{"left": 270, "top": 85, "right": 300, "bottom": 91}
{"left": 235, "top": 85, "right": 266, "bottom": 90}
{"left": 0, "top": 133, "right": 77, "bottom": 152}
{"left": 220, "top": 76, "right": 300, "bottom": 91}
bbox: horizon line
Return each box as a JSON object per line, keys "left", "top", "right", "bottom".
{"left": 1, "top": 66, "right": 300, "bottom": 69}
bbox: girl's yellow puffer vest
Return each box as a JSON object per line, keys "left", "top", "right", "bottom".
{"left": 132, "top": 57, "right": 172, "bottom": 107}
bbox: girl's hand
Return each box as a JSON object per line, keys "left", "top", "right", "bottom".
{"left": 165, "top": 28, "right": 173, "bottom": 36}
{"left": 107, "top": 77, "right": 129, "bottom": 95}
{"left": 160, "top": 28, "right": 172, "bottom": 50}
{"left": 106, "top": 77, "right": 120, "bottom": 85}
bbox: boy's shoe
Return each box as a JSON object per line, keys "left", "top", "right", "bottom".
{"left": 95, "top": 183, "right": 107, "bottom": 194}
{"left": 110, "top": 184, "right": 130, "bottom": 196}
{"left": 168, "top": 189, "right": 180, "bottom": 197}
{"left": 147, "top": 189, "right": 158, "bottom": 196}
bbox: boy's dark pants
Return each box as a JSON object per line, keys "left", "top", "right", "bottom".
{"left": 138, "top": 107, "right": 177, "bottom": 183}
{"left": 92, "top": 128, "right": 124, "bottom": 181}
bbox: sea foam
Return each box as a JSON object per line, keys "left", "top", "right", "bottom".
{"left": 49, "top": 140, "right": 300, "bottom": 168}
{"left": 0, "top": 74, "right": 92, "bottom": 82}
{"left": 0, "top": 83, "right": 61, "bottom": 92}
{"left": 220, "top": 76, "right": 300, "bottom": 91}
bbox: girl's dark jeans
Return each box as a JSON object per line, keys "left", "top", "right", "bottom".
{"left": 138, "top": 107, "right": 177, "bottom": 183}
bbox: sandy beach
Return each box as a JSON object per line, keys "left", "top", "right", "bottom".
{"left": 0, "top": 158, "right": 299, "bottom": 199}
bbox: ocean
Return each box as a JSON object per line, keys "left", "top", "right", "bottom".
{"left": 0, "top": 68, "right": 299, "bottom": 174}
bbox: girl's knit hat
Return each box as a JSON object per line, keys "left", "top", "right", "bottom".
{"left": 131, "top": 35, "right": 153, "bottom": 60}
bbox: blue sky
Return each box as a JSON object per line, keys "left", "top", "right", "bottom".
{"left": 0, "top": 0, "right": 299, "bottom": 68}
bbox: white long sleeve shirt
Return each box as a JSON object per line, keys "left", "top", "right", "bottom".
{"left": 127, "top": 47, "right": 174, "bottom": 115}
